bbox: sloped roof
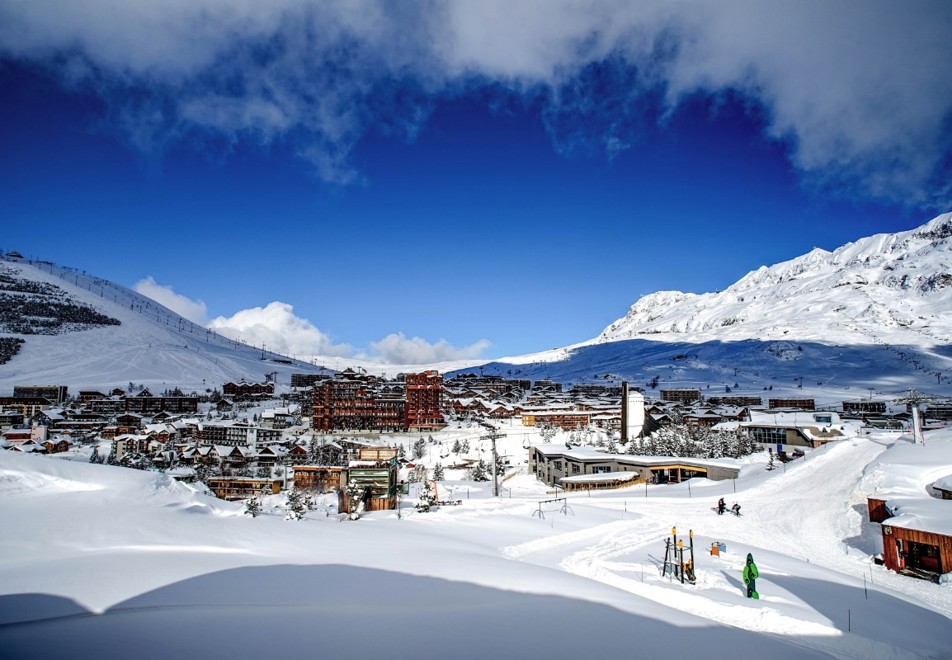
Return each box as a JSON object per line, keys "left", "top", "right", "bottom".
{"left": 862, "top": 429, "right": 952, "bottom": 536}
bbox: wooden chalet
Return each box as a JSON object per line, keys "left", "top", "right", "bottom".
{"left": 339, "top": 447, "right": 399, "bottom": 514}
{"left": 42, "top": 437, "right": 72, "bottom": 454}
{"left": 207, "top": 477, "right": 281, "bottom": 501}
{"left": 660, "top": 388, "right": 701, "bottom": 404}
{"left": 521, "top": 410, "right": 592, "bottom": 431}
{"left": 768, "top": 398, "right": 816, "bottom": 410}
{"left": 293, "top": 465, "right": 346, "bottom": 492}
{"left": 868, "top": 497, "right": 951, "bottom": 582}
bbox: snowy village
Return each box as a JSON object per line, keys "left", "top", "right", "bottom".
{"left": 2, "top": 269, "right": 952, "bottom": 659}
{"left": 4, "top": 2, "right": 952, "bottom": 658}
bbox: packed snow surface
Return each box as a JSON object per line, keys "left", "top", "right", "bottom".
{"left": 2, "top": 428, "right": 951, "bottom": 659}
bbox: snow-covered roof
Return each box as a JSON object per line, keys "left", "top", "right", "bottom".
{"left": 746, "top": 410, "right": 842, "bottom": 427}
{"left": 861, "top": 429, "right": 952, "bottom": 536}
{"left": 933, "top": 474, "right": 952, "bottom": 493}
{"left": 532, "top": 444, "right": 739, "bottom": 470}
{"left": 559, "top": 471, "right": 639, "bottom": 485}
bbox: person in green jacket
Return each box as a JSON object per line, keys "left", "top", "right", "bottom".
{"left": 743, "top": 553, "right": 759, "bottom": 599}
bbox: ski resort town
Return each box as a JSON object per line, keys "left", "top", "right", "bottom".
{"left": 2, "top": 369, "right": 952, "bottom": 583}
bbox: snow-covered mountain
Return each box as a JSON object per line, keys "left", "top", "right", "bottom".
{"left": 597, "top": 213, "right": 952, "bottom": 348}
{"left": 471, "top": 215, "right": 952, "bottom": 402}
{"left": 0, "top": 258, "right": 330, "bottom": 393}
{"left": 4, "top": 214, "right": 952, "bottom": 401}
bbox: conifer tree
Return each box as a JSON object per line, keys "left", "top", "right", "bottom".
{"left": 285, "top": 490, "right": 306, "bottom": 520}
{"left": 412, "top": 463, "right": 428, "bottom": 483}
{"left": 244, "top": 495, "right": 262, "bottom": 518}
{"left": 432, "top": 462, "right": 445, "bottom": 481}
{"left": 345, "top": 480, "right": 365, "bottom": 519}
{"left": 470, "top": 459, "right": 490, "bottom": 482}
{"left": 194, "top": 461, "right": 209, "bottom": 485}
{"left": 412, "top": 437, "right": 427, "bottom": 460}
{"left": 415, "top": 481, "right": 436, "bottom": 512}
{"left": 105, "top": 442, "right": 119, "bottom": 466}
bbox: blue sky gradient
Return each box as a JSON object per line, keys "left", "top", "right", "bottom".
{"left": 1, "top": 2, "right": 949, "bottom": 363}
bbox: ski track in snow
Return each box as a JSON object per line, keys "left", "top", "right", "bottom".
{"left": 500, "top": 436, "right": 951, "bottom": 659}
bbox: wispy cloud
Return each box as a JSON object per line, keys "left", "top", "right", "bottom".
{"left": 2, "top": 0, "right": 950, "bottom": 206}
{"left": 133, "top": 276, "right": 208, "bottom": 325}
{"left": 365, "top": 332, "right": 491, "bottom": 365}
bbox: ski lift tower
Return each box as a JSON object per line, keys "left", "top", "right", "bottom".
{"left": 896, "top": 389, "right": 936, "bottom": 445}
{"left": 479, "top": 421, "right": 506, "bottom": 497}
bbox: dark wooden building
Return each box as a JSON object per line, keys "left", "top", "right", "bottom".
{"left": 405, "top": 370, "right": 445, "bottom": 431}
{"left": 13, "top": 385, "right": 68, "bottom": 405}
{"left": 660, "top": 388, "right": 701, "bottom": 404}
{"left": 768, "top": 398, "right": 815, "bottom": 410}
{"left": 223, "top": 381, "right": 275, "bottom": 401}
{"left": 843, "top": 400, "right": 887, "bottom": 414}
{"left": 339, "top": 448, "right": 399, "bottom": 514}
{"left": 868, "top": 498, "right": 952, "bottom": 581}
{"left": 207, "top": 477, "right": 282, "bottom": 501}
{"left": 293, "top": 465, "right": 346, "bottom": 492}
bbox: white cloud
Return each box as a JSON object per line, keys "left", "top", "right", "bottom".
{"left": 367, "top": 332, "right": 491, "bottom": 365}
{"left": 207, "top": 302, "right": 490, "bottom": 365}
{"left": 2, "top": 0, "right": 950, "bottom": 206}
{"left": 133, "top": 276, "right": 208, "bottom": 325}
{"left": 208, "top": 301, "right": 351, "bottom": 359}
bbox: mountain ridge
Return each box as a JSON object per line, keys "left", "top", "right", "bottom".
{"left": 594, "top": 213, "right": 952, "bottom": 348}
{"left": 2, "top": 214, "right": 951, "bottom": 400}
{"left": 0, "top": 257, "right": 329, "bottom": 393}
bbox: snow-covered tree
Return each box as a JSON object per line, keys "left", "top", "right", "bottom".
{"left": 345, "top": 480, "right": 365, "bottom": 520}
{"left": 193, "top": 461, "right": 209, "bottom": 485}
{"left": 494, "top": 454, "right": 506, "bottom": 476}
{"left": 412, "top": 437, "right": 426, "bottom": 460}
{"left": 285, "top": 490, "right": 306, "bottom": 520}
{"left": 452, "top": 439, "right": 462, "bottom": 454}
{"left": 470, "top": 459, "right": 490, "bottom": 482}
{"left": 105, "top": 442, "right": 118, "bottom": 466}
{"left": 88, "top": 445, "right": 101, "bottom": 464}
{"left": 307, "top": 438, "right": 322, "bottom": 465}
{"left": 412, "top": 463, "right": 428, "bottom": 483}
{"left": 244, "top": 495, "right": 262, "bottom": 518}
{"left": 415, "top": 482, "right": 436, "bottom": 513}
{"left": 432, "top": 462, "right": 445, "bottom": 481}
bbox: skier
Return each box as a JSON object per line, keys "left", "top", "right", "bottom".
{"left": 717, "top": 497, "right": 726, "bottom": 515}
{"left": 743, "top": 552, "right": 759, "bottom": 599}
{"left": 731, "top": 502, "right": 741, "bottom": 516}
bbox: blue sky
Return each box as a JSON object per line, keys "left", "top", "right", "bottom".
{"left": 1, "top": 1, "right": 950, "bottom": 364}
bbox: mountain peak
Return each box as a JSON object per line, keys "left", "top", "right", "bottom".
{"left": 596, "top": 213, "right": 952, "bottom": 347}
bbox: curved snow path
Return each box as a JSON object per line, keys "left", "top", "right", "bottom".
{"left": 501, "top": 436, "right": 952, "bottom": 659}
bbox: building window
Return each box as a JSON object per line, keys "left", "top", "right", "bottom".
{"left": 572, "top": 464, "right": 580, "bottom": 474}
{"left": 593, "top": 466, "right": 610, "bottom": 474}
{"left": 750, "top": 427, "right": 786, "bottom": 444}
